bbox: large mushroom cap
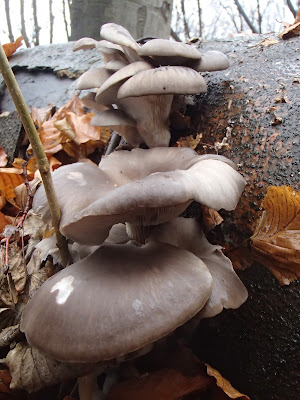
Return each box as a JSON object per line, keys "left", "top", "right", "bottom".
{"left": 21, "top": 241, "right": 212, "bottom": 363}
{"left": 33, "top": 148, "right": 245, "bottom": 245}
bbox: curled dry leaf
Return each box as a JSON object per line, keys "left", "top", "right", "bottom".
{"left": 6, "top": 342, "right": 99, "bottom": 392}
{"left": 278, "top": 8, "right": 300, "bottom": 39}
{"left": 251, "top": 186, "right": 300, "bottom": 285}
{"left": 2, "top": 36, "right": 23, "bottom": 58}
{"left": 0, "top": 324, "right": 20, "bottom": 348}
{"left": 202, "top": 205, "right": 224, "bottom": 233}
{"left": 206, "top": 364, "right": 250, "bottom": 400}
{"left": 32, "top": 95, "right": 111, "bottom": 159}
{"left": 0, "top": 149, "right": 8, "bottom": 168}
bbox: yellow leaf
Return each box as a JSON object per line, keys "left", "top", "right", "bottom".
{"left": 0, "top": 172, "right": 24, "bottom": 200}
{"left": 251, "top": 186, "right": 300, "bottom": 284}
{"left": 177, "top": 133, "right": 203, "bottom": 150}
{"left": 206, "top": 364, "right": 250, "bottom": 399}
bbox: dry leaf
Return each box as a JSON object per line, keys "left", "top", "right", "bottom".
{"left": 206, "top": 364, "right": 250, "bottom": 399}
{"left": 202, "top": 206, "right": 224, "bottom": 232}
{"left": 0, "top": 369, "right": 12, "bottom": 394}
{"left": 177, "top": 133, "right": 203, "bottom": 150}
{"left": 251, "top": 186, "right": 300, "bottom": 284}
{"left": 0, "top": 149, "right": 8, "bottom": 168}
{"left": 0, "top": 172, "right": 24, "bottom": 202}
{"left": 278, "top": 8, "right": 300, "bottom": 39}
{"left": 107, "top": 368, "right": 211, "bottom": 400}
{"left": 6, "top": 342, "right": 100, "bottom": 392}
{"left": 33, "top": 95, "right": 110, "bottom": 159}
{"left": 0, "top": 212, "right": 10, "bottom": 234}
{"left": 2, "top": 36, "right": 23, "bottom": 58}
{"left": 5, "top": 242, "right": 26, "bottom": 294}
{"left": 0, "top": 324, "right": 20, "bottom": 348}
{"left": 31, "top": 104, "right": 55, "bottom": 128}
{"left": 258, "top": 38, "right": 279, "bottom": 46}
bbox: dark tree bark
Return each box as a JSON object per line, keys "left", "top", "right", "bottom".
{"left": 196, "top": 0, "right": 203, "bottom": 37}
{"left": 20, "top": 0, "right": 31, "bottom": 47}
{"left": 5, "top": 0, "right": 14, "bottom": 43}
{"left": 69, "top": 0, "right": 173, "bottom": 41}
{"left": 233, "top": 0, "right": 258, "bottom": 33}
{"left": 32, "top": 0, "right": 40, "bottom": 46}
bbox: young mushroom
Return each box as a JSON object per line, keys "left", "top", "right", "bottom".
{"left": 73, "top": 23, "right": 229, "bottom": 147}
{"left": 33, "top": 147, "right": 246, "bottom": 245}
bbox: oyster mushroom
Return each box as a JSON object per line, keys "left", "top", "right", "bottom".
{"left": 33, "top": 147, "right": 245, "bottom": 245}
{"left": 73, "top": 23, "right": 229, "bottom": 147}
{"left": 20, "top": 240, "right": 212, "bottom": 398}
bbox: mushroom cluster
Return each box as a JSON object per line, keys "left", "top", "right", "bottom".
{"left": 73, "top": 23, "right": 229, "bottom": 148}
{"left": 20, "top": 23, "right": 247, "bottom": 399}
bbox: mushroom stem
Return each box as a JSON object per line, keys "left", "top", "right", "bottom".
{"left": 77, "top": 373, "right": 103, "bottom": 400}
{"left": 125, "top": 223, "right": 152, "bottom": 244}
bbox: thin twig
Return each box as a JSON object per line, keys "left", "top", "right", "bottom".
{"left": 0, "top": 43, "right": 71, "bottom": 267}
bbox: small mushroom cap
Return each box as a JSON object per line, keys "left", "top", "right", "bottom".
{"left": 117, "top": 66, "right": 207, "bottom": 98}
{"left": 75, "top": 68, "right": 112, "bottom": 90}
{"left": 150, "top": 218, "right": 248, "bottom": 319}
{"left": 73, "top": 37, "right": 98, "bottom": 51}
{"left": 138, "top": 39, "right": 202, "bottom": 65}
{"left": 192, "top": 51, "right": 229, "bottom": 72}
{"left": 100, "top": 23, "right": 140, "bottom": 53}
{"left": 96, "top": 61, "right": 153, "bottom": 99}
{"left": 20, "top": 241, "right": 212, "bottom": 363}
{"left": 81, "top": 92, "right": 111, "bottom": 112}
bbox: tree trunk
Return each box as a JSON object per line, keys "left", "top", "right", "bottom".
{"left": 5, "top": 0, "right": 14, "bottom": 43}
{"left": 69, "top": 0, "right": 173, "bottom": 41}
{"left": 20, "top": 0, "right": 31, "bottom": 47}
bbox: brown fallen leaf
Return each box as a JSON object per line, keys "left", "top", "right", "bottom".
{"left": 206, "top": 364, "right": 250, "bottom": 400}
{"left": 32, "top": 95, "right": 110, "bottom": 159}
{"left": 2, "top": 36, "right": 23, "bottom": 58}
{"left": 0, "top": 172, "right": 24, "bottom": 204}
{"left": 251, "top": 185, "right": 300, "bottom": 285}
{"left": 202, "top": 205, "right": 224, "bottom": 233}
{"left": 258, "top": 38, "right": 279, "bottom": 46}
{"left": 0, "top": 369, "right": 12, "bottom": 394}
{"left": 6, "top": 342, "right": 100, "bottom": 392}
{"left": 107, "top": 368, "right": 211, "bottom": 400}
{"left": 0, "top": 324, "right": 20, "bottom": 348}
{"left": 0, "top": 149, "right": 8, "bottom": 168}
{"left": 278, "top": 8, "right": 300, "bottom": 39}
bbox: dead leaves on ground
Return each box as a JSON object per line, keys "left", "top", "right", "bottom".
{"left": 229, "top": 186, "right": 300, "bottom": 285}
{"left": 251, "top": 186, "right": 300, "bottom": 284}
{"left": 31, "top": 95, "right": 111, "bottom": 159}
{"left": 2, "top": 37, "right": 23, "bottom": 58}
{"left": 108, "top": 342, "right": 249, "bottom": 400}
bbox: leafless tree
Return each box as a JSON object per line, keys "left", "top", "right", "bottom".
{"left": 20, "top": 0, "right": 31, "bottom": 47}
{"left": 49, "top": 0, "right": 54, "bottom": 44}
{"left": 256, "top": 0, "right": 262, "bottom": 33}
{"left": 62, "top": 0, "right": 70, "bottom": 40}
{"left": 286, "top": 0, "right": 297, "bottom": 17}
{"left": 4, "top": 0, "right": 14, "bottom": 43}
{"left": 180, "top": 0, "right": 190, "bottom": 39}
{"left": 32, "top": 0, "right": 40, "bottom": 46}
{"left": 196, "top": 0, "right": 203, "bottom": 37}
{"left": 233, "top": 0, "right": 259, "bottom": 33}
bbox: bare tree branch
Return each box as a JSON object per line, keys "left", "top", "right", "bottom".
{"left": 62, "top": 0, "right": 70, "bottom": 40}
{"left": 196, "top": 0, "right": 203, "bottom": 37}
{"left": 257, "top": 0, "right": 262, "bottom": 33}
{"left": 286, "top": 0, "right": 297, "bottom": 17}
{"left": 180, "top": 0, "right": 191, "bottom": 39}
{"left": 233, "top": 0, "right": 259, "bottom": 33}
{"left": 219, "top": 1, "right": 240, "bottom": 33}
{"left": 32, "top": 0, "right": 40, "bottom": 46}
{"left": 20, "top": 0, "right": 31, "bottom": 47}
{"left": 49, "top": 0, "right": 54, "bottom": 44}
{"left": 171, "top": 28, "right": 182, "bottom": 42}
{"left": 5, "top": 0, "right": 14, "bottom": 43}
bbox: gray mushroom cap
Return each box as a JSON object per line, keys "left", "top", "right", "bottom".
{"left": 75, "top": 68, "right": 112, "bottom": 90}
{"left": 138, "top": 38, "right": 202, "bottom": 65}
{"left": 33, "top": 148, "right": 245, "bottom": 245}
{"left": 20, "top": 241, "right": 212, "bottom": 363}
{"left": 117, "top": 66, "right": 207, "bottom": 98}
{"left": 150, "top": 218, "right": 248, "bottom": 319}
{"left": 73, "top": 37, "right": 98, "bottom": 51}
{"left": 192, "top": 50, "right": 230, "bottom": 72}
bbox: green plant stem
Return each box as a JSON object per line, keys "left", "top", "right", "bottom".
{"left": 0, "top": 44, "right": 70, "bottom": 267}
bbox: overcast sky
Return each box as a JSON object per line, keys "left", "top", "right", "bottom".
{"left": 0, "top": 0, "right": 297, "bottom": 46}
